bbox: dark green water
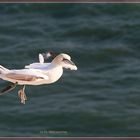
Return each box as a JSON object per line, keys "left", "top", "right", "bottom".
{"left": 0, "top": 3, "right": 140, "bottom": 137}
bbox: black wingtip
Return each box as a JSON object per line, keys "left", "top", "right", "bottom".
{"left": 42, "top": 51, "right": 59, "bottom": 61}
{"left": 0, "top": 83, "right": 17, "bottom": 95}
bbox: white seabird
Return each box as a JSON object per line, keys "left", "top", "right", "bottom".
{"left": 0, "top": 52, "right": 77, "bottom": 104}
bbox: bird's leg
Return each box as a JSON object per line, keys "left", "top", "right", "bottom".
{"left": 18, "top": 85, "right": 27, "bottom": 104}
{"left": 0, "top": 82, "right": 18, "bottom": 95}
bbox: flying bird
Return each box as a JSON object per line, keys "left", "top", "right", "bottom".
{"left": 0, "top": 52, "right": 77, "bottom": 104}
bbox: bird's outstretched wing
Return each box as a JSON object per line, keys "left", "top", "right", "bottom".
{"left": 25, "top": 51, "right": 58, "bottom": 69}
{"left": 0, "top": 82, "right": 17, "bottom": 95}
{"left": 5, "top": 73, "right": 44, "bottom": 81}
{"left": 5, "top": 69, "right": 49, "bottom": 82}
{"left": 41, "top": 51, "right": 58, "bottom": 61}
{"left": 25, "top": 63, "right": 50, "bottom": 69}
{"left": 39, "top": 54, "right": 44, "bottom": 64}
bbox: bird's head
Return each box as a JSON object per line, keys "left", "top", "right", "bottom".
{"left": 52, "top": 53, "right": 77, "bottom": 70}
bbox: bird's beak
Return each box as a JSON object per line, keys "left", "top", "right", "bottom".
{"left": 63, "top": 59, "right": 77, "bottom": 70}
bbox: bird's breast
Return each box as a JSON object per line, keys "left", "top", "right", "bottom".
{"left": 45, "top": 66, "right": 63, "bottom": 84}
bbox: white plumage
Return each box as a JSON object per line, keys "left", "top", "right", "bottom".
{"left": 0, "top": 52, "right": 77, "bottom": 104}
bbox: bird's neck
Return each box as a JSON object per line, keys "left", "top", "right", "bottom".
{"left": 46, "top": 63, "right": 63, "bottom": 83}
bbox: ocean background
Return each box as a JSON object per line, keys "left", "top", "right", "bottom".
{"left": 0, "top": 3, "right": 140, "bottom": 137}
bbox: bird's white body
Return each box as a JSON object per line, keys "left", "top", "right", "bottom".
{"left": 0, "top": 64, "right": 63, "bottom": 85}
{"left": 0, "top": 53, "right": 77, "bottom": 86}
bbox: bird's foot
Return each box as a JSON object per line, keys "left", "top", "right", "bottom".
{"left": 18, "top": 85, "right": 27, "bottom": 104}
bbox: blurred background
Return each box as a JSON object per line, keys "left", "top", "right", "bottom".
{"left": 0, "top": 3, "right": 140, "bottom": 137}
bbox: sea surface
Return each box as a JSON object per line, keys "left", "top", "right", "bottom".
{"left": 0, "top": 3, "right": 140, "bottom": 137}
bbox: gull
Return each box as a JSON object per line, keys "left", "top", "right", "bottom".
{"left": 0, "top": 52, "right": 77, "bottom": 104}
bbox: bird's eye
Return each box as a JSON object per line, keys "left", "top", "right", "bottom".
{"left": 63, "top": 58, "right": 68, "bottom": 61}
